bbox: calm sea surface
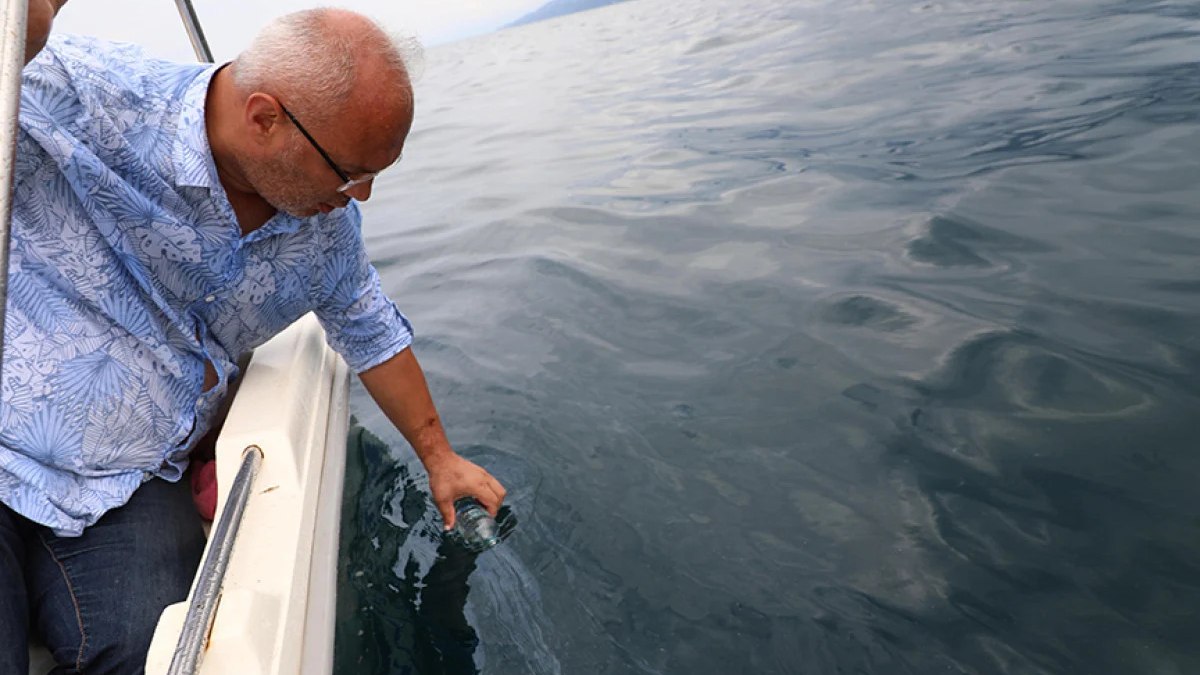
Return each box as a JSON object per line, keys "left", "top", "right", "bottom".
{"left": 333, "top": 0, "right": 1200, "bottom": 672}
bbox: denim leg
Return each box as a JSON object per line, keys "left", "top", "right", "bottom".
{"left": 0, "top": 504, "right": 30, "bottom": 674}
{"left": 26, "top": 477, "right": 205, "bottom": 675}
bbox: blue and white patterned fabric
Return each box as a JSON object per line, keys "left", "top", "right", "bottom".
{"left": 0, "top": 35, "right": 413, "bottom": 536}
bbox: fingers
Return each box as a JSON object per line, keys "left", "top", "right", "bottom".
{"left": 473, "top": 473, "right": 507, "bottom": 516}
{"left": 436, "top": 497, "right": 456, "bottom": 531}
{"left": 429, "top": 456, "right": 509, "bottom": 527}
{"left": 490, "top": 478, "right": 508, "bottom": 514}
{"left": 476, "top": 484, "right": 501, "bottom": 516}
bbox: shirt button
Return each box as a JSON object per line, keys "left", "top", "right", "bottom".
{"left": 204, "top": 295, "right": 216, "bottom": 303}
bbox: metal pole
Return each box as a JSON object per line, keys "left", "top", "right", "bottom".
{"left": 0, "top": 0, "right": 28, "bottom": 397}
{"left": 173, "top": 0, "right": 213, "bottom": 63}
{"left": 167, "top": 445, "right": 263, "bottom": 675}
{"left": 168, "top": 8, "right": 234, "bottom": 673}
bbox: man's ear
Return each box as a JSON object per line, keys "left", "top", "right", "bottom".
{"left": 245, "top": 93, "right": 284, "bottom": 142}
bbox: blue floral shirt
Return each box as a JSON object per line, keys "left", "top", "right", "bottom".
{"left": 0, "top": 35, "right": 413, "bottom": 536}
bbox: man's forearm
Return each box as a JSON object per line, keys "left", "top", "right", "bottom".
{"left": 357, "top": 345, "right": 508, "bottom": 525}
{"left": 357, "top": 346, "right": 454, "bottom": 467}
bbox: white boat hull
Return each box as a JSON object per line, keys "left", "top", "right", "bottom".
{"left": 24, "top": 313, "right": 350, "bottom": 675}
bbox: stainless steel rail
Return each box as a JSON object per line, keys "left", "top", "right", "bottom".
{"left": 0, "top": 0, "right": 29, "bottom": 392}
{"left": 173, "top": 0, "right": 213, "bottom": 63}
{"left": 164, "top": 5, "right": 244, "bottom": 674}
{"left": 167, "top": 445, "right": 264, "bottom": 675}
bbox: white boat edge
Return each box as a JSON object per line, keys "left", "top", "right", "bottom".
{"left": 145, "top": 312, "right": 349, "bottom": 674}
{"left": 17, "top": 312, "right": 351, "bottom": 675}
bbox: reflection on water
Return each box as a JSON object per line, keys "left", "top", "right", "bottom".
{"left": 337, "top": 425, "right": 558, "bottom": 674}
{"left": 337, "top": 0, "right": 1200, "bottom": 672}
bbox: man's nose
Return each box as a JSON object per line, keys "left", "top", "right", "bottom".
{"left": 344, "top": 179, "right": 374, "bottom": 202}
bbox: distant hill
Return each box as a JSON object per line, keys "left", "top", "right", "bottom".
{"left": 505, "top": 0, "right": 632, "bottom": 28}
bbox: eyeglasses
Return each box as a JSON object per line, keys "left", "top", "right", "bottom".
{"left": 278, "top": 102, "right": 377, "bottom": 193}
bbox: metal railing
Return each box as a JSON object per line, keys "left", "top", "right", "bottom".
{"left": 167, "top": 445, "right": 264, "bottom": 675}
{"left": 0, "top": 0, "right": 29, "bottom": 389}
{"left": 164, "top": 8, "right": 225, "bottom": 670}
{"left": 173, "top": 0, "right": 213, "bottom": 63}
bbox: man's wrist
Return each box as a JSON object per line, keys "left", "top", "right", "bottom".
{"left": 413, "top": 442, "right": 456, "bottom": 469}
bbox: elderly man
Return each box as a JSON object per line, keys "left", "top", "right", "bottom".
{"left": 1, "top": 4, "right": 506, "bottom": 672}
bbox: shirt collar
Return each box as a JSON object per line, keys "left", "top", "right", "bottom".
{"left": 171, "top": 63, "right": 224, "bottom": 190}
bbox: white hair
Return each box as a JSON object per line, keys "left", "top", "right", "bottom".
{"left": 232, "top": 8, "right": 423, "bottom": 124}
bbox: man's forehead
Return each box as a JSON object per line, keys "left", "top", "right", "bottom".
{"left": 344, "top": 87, "right": 412, "bottom": 149}
{"left": 311, "top": 48, "right": 413, "bottom": 170}
{"left": 336, "top": 110, "right": 409, "bottom": 174}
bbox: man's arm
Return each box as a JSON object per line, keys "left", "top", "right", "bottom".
{"left": 358, "top": 346, "right": 507, "bottom": 529}
{"left": 25, "top": 0, "right": 67, "bottom": 65}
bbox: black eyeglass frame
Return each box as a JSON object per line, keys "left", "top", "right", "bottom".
{"left": 278, "top": 102, "right": 376, "bottom": 193}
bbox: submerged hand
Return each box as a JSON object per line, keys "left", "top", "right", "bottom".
{"left": 425, "top": 452, "right": 507, "bottom": 530}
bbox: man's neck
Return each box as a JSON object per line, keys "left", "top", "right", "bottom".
{"left": 204, "top": 65, "right": 277, "bottom": 236}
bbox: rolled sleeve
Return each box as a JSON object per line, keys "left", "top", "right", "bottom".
{"left": 314, "top": 209, "right": 414, "bottom": 373}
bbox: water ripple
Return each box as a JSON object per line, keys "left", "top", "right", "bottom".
{"left": 342, "top": 0, "right": 1200, "bottom": 671}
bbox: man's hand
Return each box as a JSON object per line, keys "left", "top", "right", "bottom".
{"left": 358, "top": 347, "right": 509, "bottom": 530}
{"left": 424, "top": 451, "right": 507, "bottom": 530}
{"left": 25, "top": 0, "right": 66, "bottom": 65}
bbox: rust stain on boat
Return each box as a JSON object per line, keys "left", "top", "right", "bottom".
{"left": 205, "top": 593, "right": 223, "bottom": 652}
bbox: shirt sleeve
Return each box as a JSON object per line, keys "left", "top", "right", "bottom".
{"left": 313, "top": 205, "right": 414, "bottom": 373}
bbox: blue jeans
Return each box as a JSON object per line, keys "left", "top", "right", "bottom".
{"left": 0, "top": 477, "right": 205, "bottom": 674}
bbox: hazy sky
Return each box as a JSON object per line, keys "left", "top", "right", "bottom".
{"left": 56, "top": 0, "right": 547, "bottom": 61}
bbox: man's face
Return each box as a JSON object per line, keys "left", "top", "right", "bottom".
{"left": 243, "top": 98, "right": 410, "bottom": 219}
{"left": 241, "top": 135, "right": 340, "bottom": 218}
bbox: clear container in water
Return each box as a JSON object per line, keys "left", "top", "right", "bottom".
{"left": 445, "top": 497, "right": 504, "bottom": 553}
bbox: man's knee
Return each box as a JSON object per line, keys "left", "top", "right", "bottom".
{"left": 79, "top": 615, "right": 160, "bottom": 675}
{"left": 39, "top": 570, "right": 185, "bottom": 675}
{"left": 30, "top": 479, "right": 205, "bottom": 675}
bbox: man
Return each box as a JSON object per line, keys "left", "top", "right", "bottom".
{"left": 1, "top": 4, "right": 506, "bottom": 672}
